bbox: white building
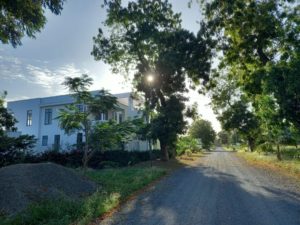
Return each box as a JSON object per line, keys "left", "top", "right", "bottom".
{"left": 7, "top": 92, "right": 150, "bottom": 153}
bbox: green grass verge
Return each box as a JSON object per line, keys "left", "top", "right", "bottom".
{"left": 0, "top": 167, "right": 166, "bottom": 225}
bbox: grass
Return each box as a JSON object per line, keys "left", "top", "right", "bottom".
{"left": 0, "top": 167, "right": 166, "bottom": 225}
{"left": 0, "top": 152, "right": 204, "bottom": 225}
{"left": 233, "top": 145, "right": 300, "bottom": 181}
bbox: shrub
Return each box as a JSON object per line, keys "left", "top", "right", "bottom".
{"left": 0, "top": 135, "right": 36, "bottom": 167}
{"left": 257, "top": 142, "right": 274, "bottom": 154}
{"left": 17, "top": 149, "right": 161, "bottom": 169}
{"left": 185, "top": 149, "right": 192, "bottom": 157}
{"left": 176, "top": 136, "right": 201, "bottom": 156}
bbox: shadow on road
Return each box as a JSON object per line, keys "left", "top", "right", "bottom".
{"left": 100, "top": 152, "right": 300, "bottom": 225}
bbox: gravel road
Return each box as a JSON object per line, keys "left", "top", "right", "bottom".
{"left": 99, "top": 148, "right": 300, "bottom": 225}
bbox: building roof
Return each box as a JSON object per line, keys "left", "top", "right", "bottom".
{"left": 7, "top": 91, "right": 132, "bottom": 107}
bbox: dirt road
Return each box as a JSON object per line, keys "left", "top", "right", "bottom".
{"left": 99, "top": 148, "right": 300, "bottom": 225}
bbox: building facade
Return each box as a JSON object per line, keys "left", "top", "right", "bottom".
{"left": 7, "top": 92, "right": 150, "bottom": 153}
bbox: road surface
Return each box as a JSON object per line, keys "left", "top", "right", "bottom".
{"left": 99, "top": 148, "right": 300, "bottom": 225}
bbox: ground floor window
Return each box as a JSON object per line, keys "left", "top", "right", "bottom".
{"left": 42, "top": 135, "right": 48, "bottom": 146}
{"left": 53, "top": 135, "right": 60, "bottom": 151}
{"left": 77, "top": 133, "right": 83, "bottom": 149}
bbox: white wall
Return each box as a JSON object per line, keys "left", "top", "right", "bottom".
{"left": 7, "top": 92, "right": 151, "bottom": 153}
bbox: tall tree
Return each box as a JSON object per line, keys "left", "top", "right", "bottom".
{"left": 200, "top": 0, "right": 300, "bottom": 130}
{"left": 189, "top": 119, "right": 216, "bottom": 150}
{"left": 92, "top": 0, "right": 212, "bottom": 160}
{"left": 209, "top": 73, "right": 260, "bottom": 151}
{"left": 217, "top": 130, "right": 230, "bottom": 146}
{"left": 0, "top": 0, "right": 65, "bottom": 47}
{"left": 58, "top": 74, "right": 118, "bottom": 169}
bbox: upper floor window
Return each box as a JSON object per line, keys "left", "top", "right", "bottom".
{"left": 76, "top": 104, "right": 84, "bottom": 112}
{"left": 100, "top": 112, "right": 108, "bottom": 121}
{"left": 76, "top": 104, "right": 87, "bottom": 113}
{"left": 96, "top": 112, "right": 108, "bottom": 121}
{"left": 26, "top": 110, "right": 32, "bottom": 126}
{"left": 44, "top": 108, "right": 52, "bottom": 125}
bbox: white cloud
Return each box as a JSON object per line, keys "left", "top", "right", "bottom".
{"left": 0, "top": 55, "right": 94, "bottom": 97}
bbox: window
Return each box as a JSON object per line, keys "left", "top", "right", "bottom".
{"left": 77, "top": 133, "right": 83, "bottom": 149}
{"left": 76, "top": 104, "right": 84, "bottom": 112}
{"left": 98, "top": 112, "right": 108, "bottom": 121}
{"left": 44, "top": 108, "right": 52, "bottom": 125}
{"left": 26, "top": 110, "right": 32, "bottom": 126}
{"left": 53, "top": 135, "right": 60, "bottom": 151}
{"left": 76, "top": 104, "right": 87, "bottom": 113}
{"left": 103, "top": 112, "right": 108, "bottom": 121}
{"left": 42, "top": 135, "right": 48, "bottom": 146}
{"left": 118, "top": 114, "right": 123, "bottom": 123}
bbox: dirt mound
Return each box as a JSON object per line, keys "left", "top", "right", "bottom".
{"left": 0, "top": 163, "right": 97, "bottom": 215}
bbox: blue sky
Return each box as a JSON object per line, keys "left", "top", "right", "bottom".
{"left": 0, "top": 0, "right": 221, "bottom": 131}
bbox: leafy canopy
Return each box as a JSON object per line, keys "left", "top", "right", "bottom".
{"left": 200, "top": 0, "right": 300, "bottom": 130}
{"left": 0, "top": 0, "right": 65, "bottom": 47}
{"left": 92, "top": 0, "right": 213, "bottom": 160}
{"left": 189, "top": 119, "right": 216, "bottom": 150}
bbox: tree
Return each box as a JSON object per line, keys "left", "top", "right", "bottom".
{"left": 0, "top": 0, "right": 66, "bottom": 47}
{"left": 0, "top": 91, "right": 35, "bottom": 167}
{"left": 255, "top": 94, "right": 288, "bottom": 160}
{"left": 218, "top": 100, "right": 260, "bottom": 152}
{"left": 217, "top": 130, "right": 230, "bottom": 146}
{"left": 150, "top": 95, "right": 187, "bottom": 159}
{"left": 57, "top": 74, "right": 118, "bottom": 169}
{"left": 176, "top": 135, "right": 200, "bottom": 156}
{"left": 189, "top": 119, "right": 216, "bottom": 150}
{"left": 200, "top": 0, "right": 300, "bottom": 130}
{"left": 90, "top": 118, "right": 144, "bottom": 152}
{"left": 92, "top": 0, "right": 213, "bottom": 160}
{"left": 209, "top": 73, "right": 260, "bottom": 151}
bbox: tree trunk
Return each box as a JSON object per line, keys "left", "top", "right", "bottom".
{"left": 82, "top": 122, "right": 89, "bottom": 172}
{"left": 160, "top": 140, "right": 169, "bottom": 161}
{"left": 276, "top": 144, "right": 282, "bottom": 161}
{"left": 248, "top": 137, "right": 255, "bottom": 152}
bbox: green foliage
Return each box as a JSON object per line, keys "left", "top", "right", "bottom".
{"left": 92, "top": 0, "right": 213, "bottom": 160}
{"left": 150, "top": 96, "right": 187, "bottom": 159}
{"left": 0, "top": 135, "right": 36, "bottom": 167}
{"left": 201, "top": 0, "right": 300, "bottom": 153}
{"left": 176, "top": 136, "right": 200, "bottom": 156}
{"left": 189, "top": 119, "right": 216, "bottom": 150}
{"left": 0, "top": 0, "right": 65, "bottom": 47}
{"left": 22, "top": 148, "right": 161, "bottom": 169}
{"left": 217, "top": 131, "right": 230, "bottom": 145}
{"left": 0, "top": 91, "right": 36, "bottom": 167}
{"left": 57, "top": 75, "right": 118, "bottom": 168}
{"left": 90, "top": 119, "right": 142, "bottom": 152}
{"left": 257, "top": 142, "right": 274, "bottom": 155}
{"left": 209, "top": 73, "right": 260, "bottom": 151}
{"left": 0, "top": 168, "right": 166, "bottom": 225}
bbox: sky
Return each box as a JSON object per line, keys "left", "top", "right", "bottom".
{"left": 0, "top": 0, "right": 221, "bottom": 132}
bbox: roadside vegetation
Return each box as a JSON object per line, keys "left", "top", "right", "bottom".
{"left": 0, "top": 167, "right": 166, "bottom": 225}
{"left": 218, "top": 130, "right": 300, "bottom": 179}
{"left": 0, "top": 150, "right": 205, "bottom": 225}
{"left": 235, "top": 145, "right": 300, "bottom": 179}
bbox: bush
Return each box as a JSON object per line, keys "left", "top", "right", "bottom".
{"left": 176, "top": 136, "right": 201, "bottom": 156}
{"left": 0, "top": 135, "right": 36, "bottom": 167}
{"left": 6, "top": 149, "right": 162, "bottom": 169}
{"left": 185, "top": 149, "right": 192, "bottom": 157}
{"left": 257, "top": 142, "right": 274, "bottom": 154}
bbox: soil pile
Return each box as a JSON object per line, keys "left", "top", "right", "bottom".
{"left": 0, "top": 163, "right": 96, "bottom": 215}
